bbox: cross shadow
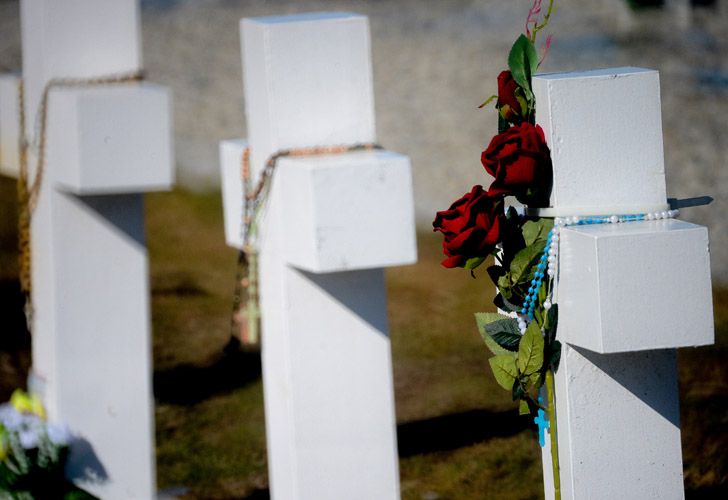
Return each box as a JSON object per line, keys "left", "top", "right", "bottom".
{"left": 237, "top": 407, "right": 532, "bottom": 499}
{"left": 65, "top": 436, "right": 109, "bottom": 485}
{"left": 573, "top": 345, "right": 680, "bottom": 428}
{"left": 242, "top": 489, "right": 270, "bottom": 500}
{"left": 153, "top": 336, "right": 261, "bottom": 405}
{"left": 397, "top": 408, "right": 532, "bottom": 457}
{"left": 73, "top": 192, "right": 146, "bottom": 247}
{"left": 297, "top": 267, "right": 389, "bottom": 336}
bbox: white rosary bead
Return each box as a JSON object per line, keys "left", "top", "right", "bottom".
{"left": 543, "top": 300, "right": 552, "bottom": 310}
{"left": 571, "top": 216, "right": 580, "bottom": 224}
{"left": 660, "top": 211, "right": 669, "bottom": 219}
{"left": 547, "top": 268, "right": 555, "bottom": 277}
{"left": 609, "top": 215, "right": 619, "bottom": 224}
{"left": 653, "top": 211, "right": 663, "bottom": 219}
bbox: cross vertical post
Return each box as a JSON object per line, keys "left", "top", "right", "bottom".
{"left": 532, "top": 67, "right": 713, "bottom": 500}
{"left": 220, "top": 12, "right": 416, "bottom": 499}
{"left": 1, "top": 1, "right": 173, "bottom": 497}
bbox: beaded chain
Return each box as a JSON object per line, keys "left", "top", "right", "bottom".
{"left": 231, "top": 143, "right": 383, "bottom": 346}
{"left": 14, "top": 71, "right": 144, "bottom": 331}
{"left": 517, "top": 208, "right": 681, "bottom": 334}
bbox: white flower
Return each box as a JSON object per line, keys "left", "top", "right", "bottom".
{"left": 0, "top": 404, "right": 22, "bottom": 431}
{"left": 46, "top": 422, "right": 72, "bottom": 446}
{"left": 18, "top": 427, "right": 41, "bottom": 449}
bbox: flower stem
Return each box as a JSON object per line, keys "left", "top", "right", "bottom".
{"left": 546, "top": 368, "right": 561, "bottom": 500}
{"left": 531, "top": 0, "right": 555, "bottom": 42}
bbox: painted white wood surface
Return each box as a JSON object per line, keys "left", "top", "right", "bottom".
{"left": 0, "top": 74, "right": 20, "bottom": 177}
{"left": 533, "top": 68, "right": 667, "bottom": 215}
{"left": 534, "top": 68, "right": 713, "bottom": 500}
{"left": 220, "top": 12, "right": 416, "bottom": 499}
{"left": 558, "top": 219, "right": 713, "bottom": 353}
{"left": 49, "top": 84, "right": 172, "bottom": 193}
{"left": 8, "top": 1, "right": 173, "bottom": 497}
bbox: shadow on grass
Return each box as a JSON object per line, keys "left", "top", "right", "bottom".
{"left": 241, "top": 488, "right": 270, "bottom": 500}
{"left": 233, "top": 410, "right": 528, "bottom": 500}
{"left": 686, "top": 486, "right": 728, "bottom": 499}
{"left": 397, "top": 408, "right": 531, "bottom": 457}
{"left": 0, "top": 279, "right": 31, "bottom": 401}
{"left": 235, "top": 408, "right": 532, "bottom": 499}
{"left": 153, "top": 337, "right": 262, "bottom": 405}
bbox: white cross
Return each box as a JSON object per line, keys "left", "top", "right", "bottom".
{"left": 220, "top": 12, "right": 416, "bottom": 499}
{"left": 1, "top": 1, "right": 173, "bottom": 497}
{"left": 532, "top": 67, "right": 713, "bottom": 500}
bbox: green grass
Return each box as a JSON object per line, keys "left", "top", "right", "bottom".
{"left": 2, "top": 179, "right": 727, "bottom": 498}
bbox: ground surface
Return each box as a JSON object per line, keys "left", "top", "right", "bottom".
{"left": 1, "top": 178, "right": 726, "bottom": 498}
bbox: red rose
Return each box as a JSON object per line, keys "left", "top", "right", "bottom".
{"left": 497, "top": 70, "right": 525, "bottom": 122}
{"left": 433, "top": 185, "right": 506, "bottom": 269}
{"left": 481, "top": 122, "right": 552, "bottom": 206}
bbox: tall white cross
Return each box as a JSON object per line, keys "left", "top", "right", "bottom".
{"left": 220, "top": 12, "right": 416, "bottom": 499}
{"left": 532, "top": 67, "right": 713, "bottom": 499}
{"left": 0, "top": 1, "right": 173, "bottom": 497}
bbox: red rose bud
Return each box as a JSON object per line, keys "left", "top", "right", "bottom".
{"left": 481, "top": 122, "right": 552, "bottom": 207}
{"left": 497, "top": 70, "right": 524, "bottom": 122}
{"left": 433, "top": 186, "right": 506, "bottom": 269}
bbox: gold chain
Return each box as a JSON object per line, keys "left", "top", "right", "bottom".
{"left": 231, "top": 142, "right": 383, "bottom": 346}
{"left": 16, "top": 70, "right": 144, "bottom": 330}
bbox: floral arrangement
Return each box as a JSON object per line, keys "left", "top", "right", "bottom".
{"left": 433, "top": 0, "right": 558, "bottom": 418}
{"left": 0, "top": 390, "right": 85, "bottom": 498}
{"left": 433, "top": 3, "right": 563, "bottom": 495}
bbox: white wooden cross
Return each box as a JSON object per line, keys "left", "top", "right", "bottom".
{"left": 0, "top": 1, "right": 173, "bottom": 497}
{"left": 220, "top": 12, "right": 417, "bottom": 500}
{"left": 531, "top": 68, "right": 713, "bottom": 499}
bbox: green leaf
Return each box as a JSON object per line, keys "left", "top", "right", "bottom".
{"left": 545, "top": 303, "right": 558, "bottom": 340}
{"left": 528, "top": 370, "right": 542, "bottom": 388}
{"left": 464, "top": 256, "right": 486, "bottom": 271}
{"left": 486, "top": 319, "right": 522, "bottom": 352}
{"left": 475, "top": 312, "right": 504, "bottom": 330}
{"left": 518, "top": 321, "right": 545, "bottom": 375}
{"left": 478, "top": 94, "right": 498, "bottom": 109}
{"left": 497, "top": 274, "right": 513, "bottom": 301}
{"left": 534, "top": 306, "right": 544, "bottom": 327}
{"left": 519, "top": 399, "right": 530, "bottom": 415}
{"left": 547, "top": 340, "right": 562, "bottom": 371}
{"left": 489, "top": 354, "right": 518, "bottom": 391}
{"left": 475, "top": 312, "right": 511, "bottom": 356}
{"left": 508, "top": 35, "right": 539, "bottom": 96}
{"left": 512, "top": 377, "right": 526, "bottom": 401}
{"left": 494, "top": 293, "right": 519, "bottom": 314}
{"left": 509, "top": 241, "right": 546, "bottom": 286}
{"left": 521, "top": 218, "right": 554, "bottom": 247}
